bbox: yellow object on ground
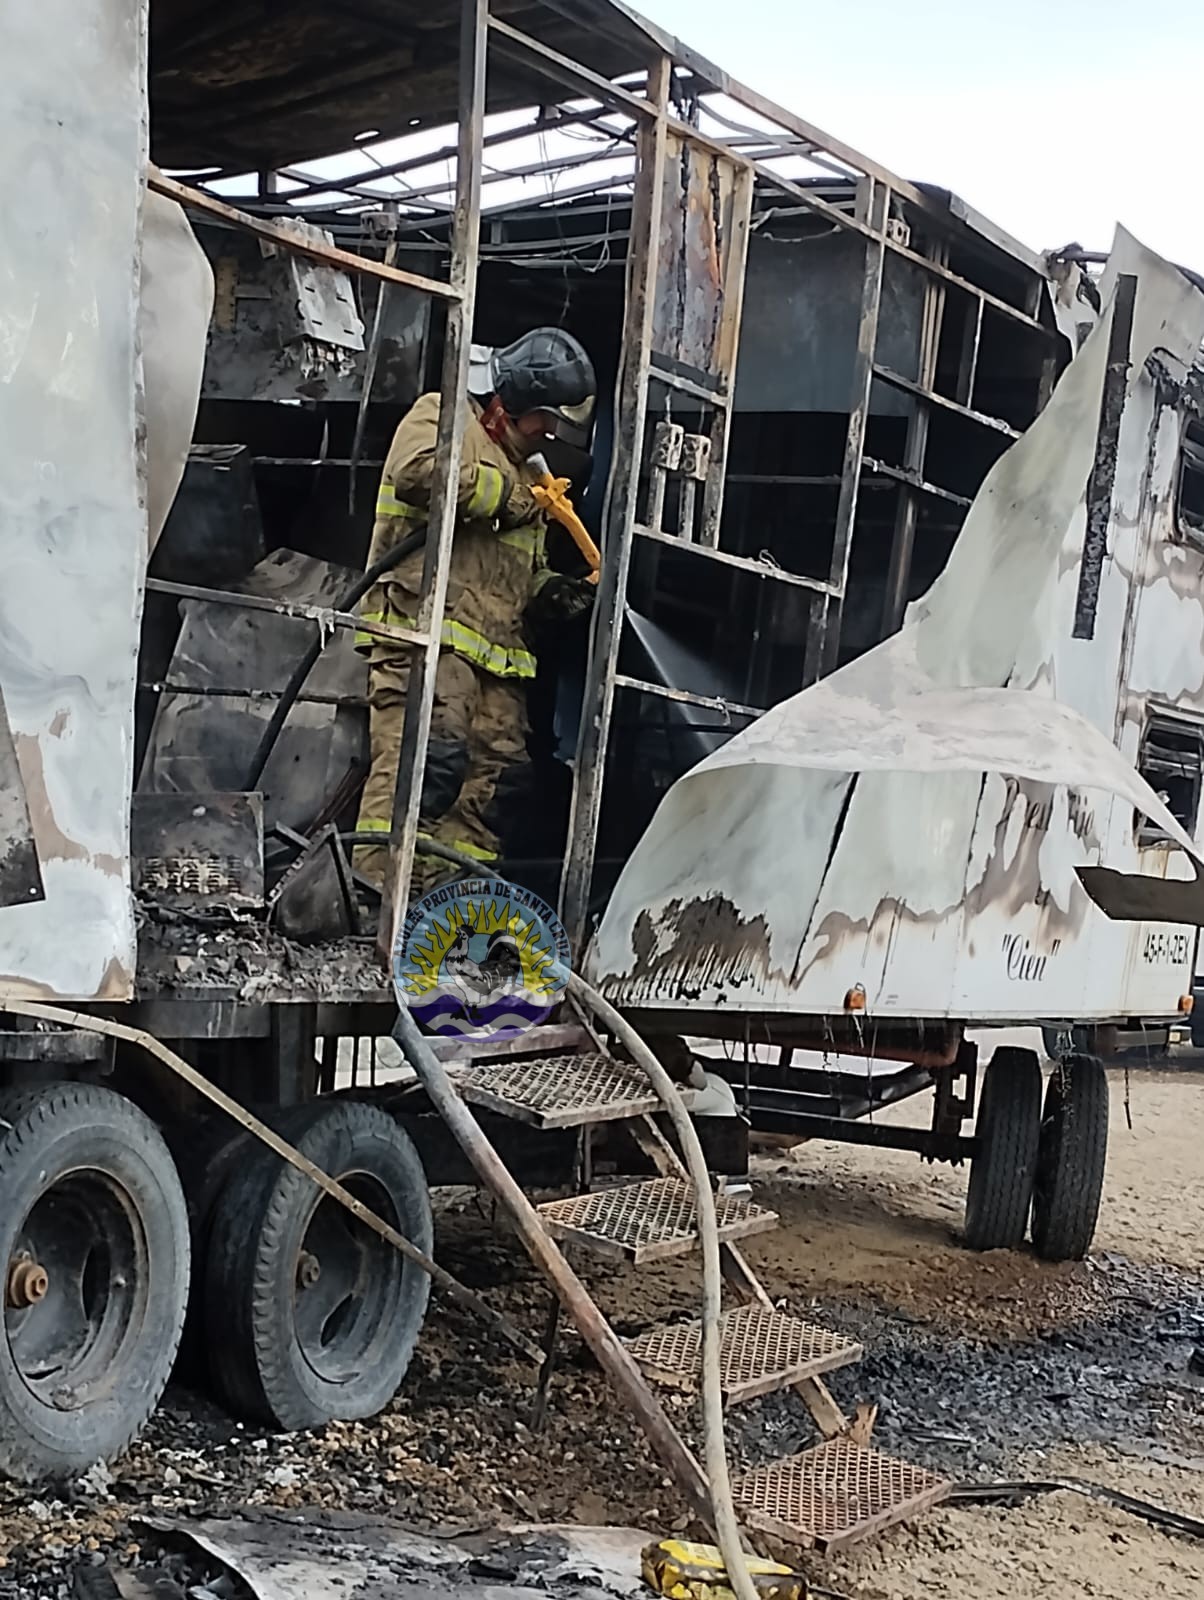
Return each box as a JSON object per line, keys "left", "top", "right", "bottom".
{"left": 641, "top": 1540, "right": 807, "bottom": 1600}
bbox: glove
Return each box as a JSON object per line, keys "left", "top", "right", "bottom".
{"left": 526, "top": 573, "right": 595, "bottom": 626}
{"left": 498, "top": 479, "right": 541, "bottom": 531}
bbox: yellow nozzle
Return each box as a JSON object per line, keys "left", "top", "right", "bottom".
{"left": 528, "top": 457, "right": 601, "bottom": 584}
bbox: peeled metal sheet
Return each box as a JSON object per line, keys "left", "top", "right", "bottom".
{"left": 141, "top": 183, "right": 214, "bottom": 554}
{"left": 137, "top": 1513, "right": 651, "bottom": 1600}
{"left": 0, "top": 683, "right": 43, "bottom": 910}
{"left": 141, "top": 550, "right": 368, "bottom": 836}
{"left": 0, "top": 0, "right": 150, "bottom": 1001}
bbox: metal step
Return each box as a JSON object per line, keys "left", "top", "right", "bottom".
{"left": 627, "top": 1304, "right": 863, "bottom": 1403}
{"left": 732, "top": 1437, "right": 951, "bottom": 1552}
{"left": 537, "top": 1177, "right": 778, "bottom": 1264}
{"left": 456, "top": 1051, "right": 672, "bottom": 1129}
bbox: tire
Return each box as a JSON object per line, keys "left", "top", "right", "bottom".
{"left": 1191, "top": 1005, "right": 1204, "bottom": 1050}
{"left": 0, "top": 1083, "right": 190, "bottom": 1483}
{"left": 205, "top": 1099, "right": 432, "bottom": 1431}
{"left": 1031, "top": 1053, "right": 1108, "bottom": 1261}
{"left": 963, "top": 1047, "right": 1042, "bottom": 1251}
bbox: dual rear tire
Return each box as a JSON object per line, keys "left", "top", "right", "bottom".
{"left": 202, "top": 1100, "right": 432, "bottom": 1430}
{"left": 964, "top": 1048, "right": 1108, "bottom": 1260}
{"left": 0, "top": 1085, "right": 431, "bottom": 1482}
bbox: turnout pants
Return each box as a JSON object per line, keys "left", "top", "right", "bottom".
{"left": 355, "top": 649, "right": 530, "bottom": 894}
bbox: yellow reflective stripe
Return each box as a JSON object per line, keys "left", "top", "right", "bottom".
{"left": 356, "top": 605, "right": 415, "bottom": 651}
{"left": 357, "top": 818, "right": 392, "bottom": 833}
{"left": 497, "top": 523, "right": 540, "bottom": 557}
{"left": 375, "top": 484, "right": 424, "bottom": 519}
{"left": 465, "top": 463, "right": 505, "bottom": 520}
{"left": 442, "top": 619, "right": 536, "bottom": 679}
{"left": 449, "top": 839, "right": 498, "bottom": 861}
{"left": 354, "top": 607, "right": 385, "bottom": 648}
{"left": 358, "top": 606, "right": 536, "bottom": 678}
{"left": 416, "top": 836, "right": 498, "bottom": 864}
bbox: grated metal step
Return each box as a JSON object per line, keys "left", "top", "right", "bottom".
{"left": 733, "top": 1437, "right": 951, "bottom": 1552}
{"left": 537, "top": 1177, "right": 778, "bottom": 1263}
{"left": 627, "top": 1304, "right": 863, "bottom": 1404}
{"left": 456, "top": 1051, "right": 673, "bottom": 1129}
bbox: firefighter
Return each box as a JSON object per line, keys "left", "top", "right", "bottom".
{"left": 354, "top": 327, "right": 597, "bottom": 893}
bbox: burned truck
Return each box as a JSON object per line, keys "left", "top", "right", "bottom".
{"left": 1, "top": 0, "right": 1202, "bottom": 1522}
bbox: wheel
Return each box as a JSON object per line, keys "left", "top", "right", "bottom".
{"left": 0, "top": 1083, "right": 190, "bottom": 1482}
{"left": 205, "top": 1099, "right": 432, "bottom": 1430}
{"left": 1031, "top": 1053, "right": 1108, "bottom": 1261}
{"left": 963, "top": 1046, "right": 1042, "bottom": 1251}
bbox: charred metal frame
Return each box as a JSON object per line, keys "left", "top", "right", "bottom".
{"left": 538, "top": 28, "right": 1062, "bottom": 952}
{"left": 702, "top": 1041, "right": 979, "bottom": 1165}
{"left": 155, "top": 0, "right": 1062, "bottom": 969}
{"left": 1074, "top": 272, "right": 1138, "bottom": 640}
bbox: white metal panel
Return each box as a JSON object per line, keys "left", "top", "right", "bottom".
{"left": 591, "top": 229, "right": 1204, "bottom": 1024}
{"left": 141, "top": 183, "right": 214, "bottom": 552}
{"left": 0, "top": 0, "right": 148, "bottom": 1000}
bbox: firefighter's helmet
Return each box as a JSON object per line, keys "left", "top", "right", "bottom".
{"left": 469, "top": 327, "right": 596, "bottom": 446}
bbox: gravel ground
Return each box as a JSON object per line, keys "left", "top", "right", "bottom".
{"left": 2, "top": 1059, "right": 1203, "bottom": 1599}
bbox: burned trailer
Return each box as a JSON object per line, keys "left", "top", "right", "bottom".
{"left": 1, "top": 0, "right": 1200, "bottom": 1524}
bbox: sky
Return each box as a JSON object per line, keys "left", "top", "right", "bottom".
{"left": 631, "top": 0, "right": 1204, "bottom": 269}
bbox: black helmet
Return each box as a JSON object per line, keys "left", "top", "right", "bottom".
{"left": 469, "top": 327, "right": 596, "bottom": 445}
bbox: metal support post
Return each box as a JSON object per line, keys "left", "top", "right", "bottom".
{"left": 819, "top": 178, "right": 888, "bottom": 675}
{"left": 880, "top": 241, "right": 947, "bottom": 638}
{"left": 560, "top": 53, "right": 672, "bottom": 955}
{"left": 379, "top": 0, "right": 486, "bottom": 954}
{"left": 530, "top": 1295, "right": 563, "bottom": 1432}
{"left": 955, "top": 295, "right": 984, "bottom": 408}
{"left": 269, "top": 1004, "right": 318, "bottom": 1107}
{"left": 801, "top": 593, "right": 828, "bottom": 687}
{"left": 699, "top": 165, "right": 755, "bottom": 549}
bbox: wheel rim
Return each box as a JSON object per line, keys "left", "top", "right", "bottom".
{"left": 5, "top": 1172, "right": 148, "bottom": 1409}
{"left": 292, "top": 1173, "right": 404, "bottom": 1386}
